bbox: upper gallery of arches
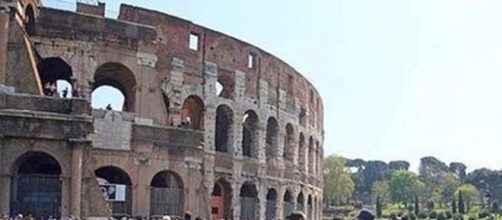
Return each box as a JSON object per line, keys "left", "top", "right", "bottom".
{"left": 116, "top": 5, "right": 324, "bottom": 122}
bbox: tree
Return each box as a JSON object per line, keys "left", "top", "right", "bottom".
{"left": 454, "top": 184, "right": 480, "bottom": 212}
{"left": 389, "top": 171, "right": 425, "bottom": 204}
{"left": 389, "top": 160, "right": 410, "bottom": 171}
{"left": 449, "top": 162, "right": 467, "bottom": 180}
{"left": 372, "top": 180, "right": 390, "bottom": 203}
{"left": 451, "top": 197, "right": 457, "bottom": 213}
{"left": 440, "top": 174, "right": 462, "bottom": 204}
{"left": 324, "top": 155, "right": 355, "bottom": 206}
{"left": 458, "top": 191, "right": 465, "bottom": 214}
{"left": 376, "top": 196, "right": 382, "bottom": 218}
{"left": 414, "top": 195, "right": 420, "bottom": 215}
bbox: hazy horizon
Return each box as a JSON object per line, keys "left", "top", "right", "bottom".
{"left": 43, "top": 0, "right": 502, "bottom": 173}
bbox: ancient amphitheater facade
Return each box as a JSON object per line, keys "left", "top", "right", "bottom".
{"left": 0, "top": 1, "right": 324, "bottom": 219}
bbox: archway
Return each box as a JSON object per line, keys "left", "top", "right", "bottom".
{"left": 297, "top": 192, "right": 305, "bottom": 212}
{"left": 25, "top": 5, "right": 35, "bottom": 35}
{"left": 150, "top": 171, "right": 183, "bottom": 216}
{"left": 10, "top": 152, "right": 62, "bottom": 219}
{"left": 240, "top": 182, "right": 258, "bottom": 219}
{"left": 181, "top": 96, "right": 204, "bottom": 129}
{"left": 242, "top": 110, "right": 258, "bottom": 157}
{"left": 37, "top": 57, "right": 73, "bottom": 97}
{"left": 265, "top": 117, "right": 279, "bottom": 160}
{"left": 215, "top": 105, "right": 233, "bottom": 153}
{"left": 211, "top": 179, "right": 232, "bottom": 220}
{"left": 308, "top": 136, "right": 314, "bottom": 174}
{"left": 92, "top": 63, "right": 136, "bottom": 112}
{"left": 307, "top": 195, "right": 313, "bottom": 220}
{"left": 95, "top": 166, "right": 132, "bottom": 217}
{"left": 265, "top": 188, "right": 277, "bottom": 220}
{"left": 283, "top": 190, "right": 294, "bottom": 218}
{"left": 283, "top": 123, "right": 295, "bottom": 162}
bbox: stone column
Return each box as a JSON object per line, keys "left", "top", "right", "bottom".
{"left": 0, "top": 135, "right": 11, "bottom": 216}
{"left": 231, "top": 181, "right": 241, "bottom": 220}
{"left": 258, "top": 184, "right": 267, "bottom": 220}
{"left": 0, "top": 10, "right": 9, "bottom": 85}
{"left": 70, "top": 139, "right": 86, "bottom": 217}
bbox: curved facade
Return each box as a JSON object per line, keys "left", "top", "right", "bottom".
{"left": 0, "top": 1, "right": 324, "bottom": 219}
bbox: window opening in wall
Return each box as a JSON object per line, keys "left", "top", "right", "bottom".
{"left": 215, "top": 105, "right": 233, "bottom": 153}
{"left": 215, "top": 81, "right": 224, "bottom": 96}
{"left": 189, "top": 33, "right": 199, "bottom": 51}
{"left": 242, "top": 110, "right": 259, "bottom": 157}
{"left": 92, "top": 86, "right": 125, "bottom": 111}
{"left": 248, "top": 53, "right": 256, "bottom": 69}
{"left": 299, "top": 108, "right": 307, "bottom": 127}
{"left": 266, "top": 117, "right": 279, "bottom": 160}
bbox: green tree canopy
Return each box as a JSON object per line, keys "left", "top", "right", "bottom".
{"left": 324, "top": 155, "right": 355, "bottom": 206}
{"left": 372, "top": 180, "right": 390, "bottom": 203}
{"left": 389, "top": 171, "right": 425, "bottom": 203}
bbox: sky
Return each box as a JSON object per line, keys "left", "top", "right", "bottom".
{"left": 43, "top": 0, "right": 502, "bottom": 172}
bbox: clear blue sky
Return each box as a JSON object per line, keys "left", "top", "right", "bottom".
{"left": 44, "top": 0, "right": 502, "bottom": 172}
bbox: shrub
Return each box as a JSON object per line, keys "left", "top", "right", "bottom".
{"left": 409, "top": 212, "right": 417, "bottom": 220}
{"left": 445, "top": 211, "right": 453, "bottom": 219}
{"left": 468, "top": 215, "right": 476, "bottom": 220}
{"left": 354, "top": 202, "right": 363, "bottom": 209}
{"left": 390, "top": 213, "right": 398, "bottom": 220}
{"left": 429, "top": 211, "right": 438, "bottom": 219}
{"left": 478, "top": 209, "right": 490, "bottom": 219}
{"left": 418, "top": 212, "right": 428, "bottom": 219}
{"left": 453, "top": 213, "right": 463, "bottom": 220}
{"left": 437, "top": 212, "right": 447, "bottom": 220}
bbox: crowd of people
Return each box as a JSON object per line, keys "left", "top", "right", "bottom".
{"left": 43, "top": 81, "right": 81, "bottom": 98}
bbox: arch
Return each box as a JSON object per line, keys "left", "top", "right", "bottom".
{"left": 93, "top": 62, "right": 136, "bottom": 112}
{"left": 181, "top": 95, "right": 204, "bottom": 129}
{"left": 10, "top": 152, "right": 62, "bottom": 219}
{"left": 307, "top": 195, "right": 313, "bottom": 220}
{"left": 266, "top": 188, "right": 278, "bottom": 220}
{"left": 265, "top": 117, "right": 279, "bottom": 160}
{"left": 150, "top": 171, "right": 184, "bottom": 216}
{"left": 215, "top": 105, "right": 233, "bottom": 153}
{"left": 242, "top": 110, "right": 258, "bottom": 157}
{"left": 283, "top": 123, "right": 295, "bottom": 161}
{"left": 297, "top": 191, "right": 305, "bottom": 212}
{"left": 211, "top": 179, "right": 232, "bottom": 220}
{"left": 315, "top": 140, "right": 320, "bottom": 175}
{"left": 25, "top": 4, "right": 35, "bottom": 35}
{"left": 298, "top": 133, "right": 306, "bottom": 171}
{"left": 240, "top": 182, "right": 258, "bottom": 219}
{"left": 283, "top": 190, "right": 294, "bottom": 218}
{"left": 95, "top": 166, "right": 132, "bottom": 217}
{"left": 37, "top": 57, "right": 73, "bottom": 96}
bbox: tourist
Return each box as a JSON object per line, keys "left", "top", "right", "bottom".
{"left": 49, "top": 83, "right": 57, "bottom": 97}
{"left": 183, "top": 212, "right": 192, "bottom": 220}
{"left": 44, "top": 82, "right": 51, "bottom": 96}
{"left": 62, "top": 87, "right": 69, "bottom": 98}
{"left": 286, "top": 211, "right": 307, "bottom": 220}
{"left": 356, "top": 209, "right": 375, "bottom": 220}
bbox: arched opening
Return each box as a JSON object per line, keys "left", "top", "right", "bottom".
{"left": 216, "top": 70, "right": 235, "bottom": 99}
{"left": 283, "top": 123, "right": 295, "bottom": 162}
{"left": 298, "top": 133, "right": 306, "bottom": 171}
{"left": 150, "top": 171, "right": 183, "bottom": 216}
{"left": 37, "top": 57, "right": 73, "bottom": 97}
{"left": 241, "top": 110, "right": 258, "bottom": 157}
{"left": 25, "top": 5, "right": 35, "bottom": 35}
{"left": 92, "top": 86, "right": 124, "bottom": 111}
{"left": 215, "top": 105, "right": 233, "bottom": 153}
{"left": 181, "top": 95, "right": 204, "bottom": 130}
{"left": 240, "top": 182, "right": 258, "bottom": 219}
{"left": 265, "top": 189, "right": 277, "bottom": 220}
{"left": 283, "top": 190, "right": 294, "bottom": 218}
{"left": 309, "top": 136, "right": 314, "bottom": 174}
{"left": 314, "top": 197, "right": 318, "bottom": 220}
{"left": 211, "top": 179, "right": 232, "bottom": 220}
{"left": 265, "top": 117, "right": 279, "bottom": 160}
{"left": 92, "top": 63, "right": 136, "bottom": 112}
{"left": 299, "top": 107, "right": 307, "bottom": 127}
{"left": 297, "top": 192, "right": 305, "bottom": 212}
{"left": 95, "top": 166, "right": 132, "bottom": 217}
{"left": 307, "top": 195, "right": 313, "bottom": 220}
{"left": 316, "top": 141, "right": 320, "bottom": 175}
{"left": 10, "top": 152, "right": 62, "bottom": 219}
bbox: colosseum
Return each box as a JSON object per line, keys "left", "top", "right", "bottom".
{"left": 0, "top": 0, "right": 325, "bottom": 219}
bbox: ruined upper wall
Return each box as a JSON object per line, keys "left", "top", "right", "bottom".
{"left": 117, "top": 4, "right": 324, "bottom": 130}
{"left": 34, "top": 7, "right": 156, "bottom": 50}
